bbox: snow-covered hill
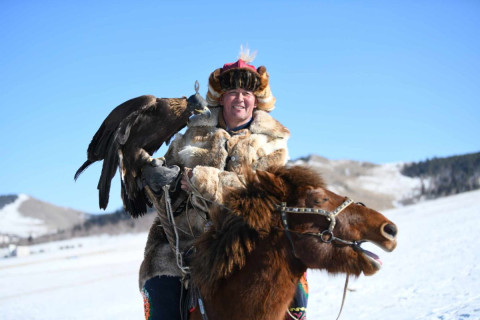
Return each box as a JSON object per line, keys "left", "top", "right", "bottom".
{"left": 1, "top": 189, "right": 479, "bottom": 319}
{"left": 293, "top": 155, "right": 423, "bottom": 210}
{"left": 0, "top": 194, "right": 86, "bottom": 238}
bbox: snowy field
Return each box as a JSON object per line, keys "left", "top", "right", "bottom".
{"left": 1, "top": 190, "right": 480, "bottom": 320}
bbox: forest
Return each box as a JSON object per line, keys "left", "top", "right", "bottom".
{"left": 401, "top": 152, "right": 480, "bottom": 199}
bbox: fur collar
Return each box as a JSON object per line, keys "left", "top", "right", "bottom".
{"left": 188, "top": 107, "right": 290, "bottom": 139}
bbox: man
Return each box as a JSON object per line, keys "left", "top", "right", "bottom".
{"left": 140, "top": 54, "right": 306, "bottom": 319}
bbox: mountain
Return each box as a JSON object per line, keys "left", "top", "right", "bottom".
{"left": 291, "top": 155, "right": 422, "bottom": 210}
{"left": 0, "top": 194, "right": 87, "bottom": 239}
{"left": 68, "top": 207, "right": 155, "bottom": 240}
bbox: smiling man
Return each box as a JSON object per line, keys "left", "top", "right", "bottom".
{"left": 140, "top": 52, "right": 307, "bottom": 320}
{"left": 221, "top": 88, "right": 257, "bottom": 130}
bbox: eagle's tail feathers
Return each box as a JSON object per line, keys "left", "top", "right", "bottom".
{"left": 74, "top": 160, "right": 93, "bottom": 181}
{"left": 97, "top": 142, "right": 119, "bottom": 210}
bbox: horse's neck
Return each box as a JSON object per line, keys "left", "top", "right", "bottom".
{"left": 205, "top": 236, "right": 305, "bottom": 320}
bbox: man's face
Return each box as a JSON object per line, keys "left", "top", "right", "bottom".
{"left": 221, "top": 89, "right": 257, "bottom": 129}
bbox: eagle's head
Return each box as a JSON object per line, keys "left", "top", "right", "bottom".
{"left": 187, "top": 91, "right": 210, "bottom": 117}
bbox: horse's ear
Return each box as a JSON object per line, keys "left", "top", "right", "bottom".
{"left": 256, "top": 169, "right": 275, "bottom": 184}
{"left": 256, "top": 169, "right": 285, "bottom": 196}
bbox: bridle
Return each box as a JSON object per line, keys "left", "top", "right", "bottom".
{"left": 277, "top": 198, "right": 362, "bottom": 253}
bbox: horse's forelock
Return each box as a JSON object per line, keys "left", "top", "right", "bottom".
{"left": 253, "top": 166, "right": 325, "bottom": 203}
{"left": 273, "top": 165, "right": 325, "bottom": 190}
{"left": 225, "top": 166, "right": 325, "bottom": 227}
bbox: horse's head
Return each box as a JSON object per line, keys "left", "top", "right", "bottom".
{"left": 255, "top": 165, "right": 398, "bottom": 276}
{"left": 192, "top": 165, "right": 398, "bottom": 298}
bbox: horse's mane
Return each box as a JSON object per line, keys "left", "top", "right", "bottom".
{"left": 192, "top": 165, "right": 324, "bottom": 296}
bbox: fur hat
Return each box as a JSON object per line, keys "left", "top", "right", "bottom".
{"left": 206, "top": 48, "right": 276, "bottom": 112}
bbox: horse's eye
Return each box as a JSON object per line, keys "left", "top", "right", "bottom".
{"left": 314, "top": 198, "right": 328, "bottom": 205}
{"left": 356, "top": 202, "right": 366, "bottom": 207}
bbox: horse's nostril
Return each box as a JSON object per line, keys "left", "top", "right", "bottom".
{"left": 383, "top": 223, "right": 398, "bottom": 238}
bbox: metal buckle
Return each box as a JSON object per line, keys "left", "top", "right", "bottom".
{"left": 320, "top": 230, "right": 334, "bottom": 243}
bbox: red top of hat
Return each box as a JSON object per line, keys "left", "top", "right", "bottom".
{"left": 221, "top": 59, "right": 257, "bottom": 73}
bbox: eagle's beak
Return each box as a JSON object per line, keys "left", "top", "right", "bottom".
{"left": 195, "top": 105, "right": 211, "bottom": 118}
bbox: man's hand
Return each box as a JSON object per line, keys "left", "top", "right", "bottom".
{"left": 180, "top": 168, "right": 194, "bottom": 192}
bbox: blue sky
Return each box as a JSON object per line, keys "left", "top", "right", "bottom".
{"left": 0, "top": 1, "right": 478, "bottom": 213}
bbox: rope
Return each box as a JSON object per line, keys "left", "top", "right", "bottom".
{"left": 144, "top": 186, "right": 176, "bottom": 252}
{"left": 163, "top": 185, "right": 190, "bottom": 275}
{"left": 144, "top": 185, "right": 190, "bottom": 275}
{"left": 336, "top": 273, "right": 350, "bottom": 320}
{"left": 182, "top": 168, "right": 212, "bottom": 211}
{"left": 144, "top": 169, "right": 216, "bottom": 276}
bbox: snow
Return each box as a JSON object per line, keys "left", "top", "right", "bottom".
{"left": 0, "top": 194, "right": 48, "bottom": 238}
{"left": 356, "top": 162, "right": 421, "bottom": 200}
{"left": 0, "top": 234, "right": 147, "bottom": 319}
{"left": 295, "top": 158, "right": 424, "bottom": 209}
{"left": 308, "top": 189, "right": 480, "bottom": 320}
{"left": 1, "top": 190, "right": 480, "bottom": 319}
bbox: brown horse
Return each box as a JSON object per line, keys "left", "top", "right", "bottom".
{"left": 189, "top": 166, "right": 397, "bottom": 320}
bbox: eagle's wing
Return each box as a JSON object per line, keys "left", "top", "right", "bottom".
{"left": 74, "top": 95, "right": 157, "bottom": 180}
{"left": 115, "top": 98, "right": 191, "bottom": 217}
{"left": 75, "top": 91, "right": 209, "bottom": 218}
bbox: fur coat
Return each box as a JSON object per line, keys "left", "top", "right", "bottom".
{"left": 139, "top": 106, "right": 290, "bottom": 289}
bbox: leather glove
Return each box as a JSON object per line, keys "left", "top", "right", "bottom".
{"left": 142, "top": 159, "right": 180, "bottom": 194}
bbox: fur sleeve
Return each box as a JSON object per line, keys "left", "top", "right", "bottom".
{"left": 190, "top": 141, "right": 288, "bottom": 205}
{"left": 190, "top": 166, "right": 245, "bottom": 206}
{"left": 252, "top": 144, "right": 289, "bottom": 171}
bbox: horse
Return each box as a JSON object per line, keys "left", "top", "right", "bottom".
{"left": 188, "top": 165, "right": 398, "bottom": 320}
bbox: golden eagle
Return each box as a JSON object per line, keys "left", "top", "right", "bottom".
{"left": 74, "top": 82, "right": 210, "bottom": 217}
